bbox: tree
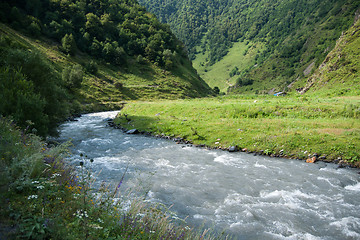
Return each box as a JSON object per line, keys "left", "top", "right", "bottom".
{"left": 61, "top": 33, "right": 77, "bottom": 55}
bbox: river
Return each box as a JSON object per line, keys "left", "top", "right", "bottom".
{"left": 56, "top": 111, "right": 360, "bottom": 240}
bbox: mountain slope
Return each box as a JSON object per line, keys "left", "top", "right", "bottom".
{"left": 0, "top": 0, "right": 213, "bottom": 136}
{"left": 299, "top": 16, "right": 360, "bottom": 96}
{"left": 138, "top": 0, "right": 360, "bottom": 92}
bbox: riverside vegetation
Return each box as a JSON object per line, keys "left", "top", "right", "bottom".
{"left": 0, "top": 117, "right": 222, "bottom": 239}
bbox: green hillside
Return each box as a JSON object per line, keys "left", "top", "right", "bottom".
{"left": 138, "top": 0, "right": 360, "bottom": 93}
{"left": 0, "top": 0, "right": 212, "bottom": 136}
{"left": 299, "top": 17, "right": 360, "bottom": 96}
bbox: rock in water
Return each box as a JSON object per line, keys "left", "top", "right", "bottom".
{"left": 306, "top": 156, "right": 317, "bottom": 163}
{"left": 228, "top": 146, "right": 238, "bottom": 152}
{"left": 126, "top": 129, "right": 139, "bottom": 134}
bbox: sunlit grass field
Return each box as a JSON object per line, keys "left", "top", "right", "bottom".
{"left": 114, "top": 94, "right": 360, "bottom": 166}
{"left": 192, "top": 41, "right": 262, "bottom": 92}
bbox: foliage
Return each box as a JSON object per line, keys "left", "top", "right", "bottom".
{"left": 0, "top": 0, "right": 189, "bottom": 69}
{"left": 62, "top": 64, "right": 84, "bottom": 89}
{"left": 138, "top": 0, "right": 360, "bottom": 93}
{"left": 61, "top": 33, "right": 77, "bottom": 55}
{"left": 0, "top": 36, "right": 71, "bottom": 136}
{"left": 84, "top": 60, "right": 98, "bottom": 75}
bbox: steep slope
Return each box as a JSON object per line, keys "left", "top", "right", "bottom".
{"left": 0, "top": 0, "right": 211, "bottom": 98}
{"left": 138, "top": 0, "right": 360, "bottom": 92}
{"left": 300, "top": 16, "right": 360, "bottom": 96}
{"left": 0, "top": 0, "right": 213, "bottom": 136}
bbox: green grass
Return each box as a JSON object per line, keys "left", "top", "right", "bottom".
{"left": 114, "top": 95, "right": 360, "bottom": 166}
{"left": 193, "top": 41, "right": 263, "bottom": 92}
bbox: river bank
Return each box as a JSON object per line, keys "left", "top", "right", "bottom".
{"left": 59, "top": 111, "right": 360, "bottom": 239}
{"left": 112, "top": 95, "right": 360, "bottom": 168}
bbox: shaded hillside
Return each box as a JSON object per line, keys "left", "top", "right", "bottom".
{"left": 138, "top": 0, "right": 360, "bottom": 92}
{"left": 299, "top": 16, "right": 360, "bottom": 96}
{"left": 0, "top": 0, "right": 213, "bottom": 136}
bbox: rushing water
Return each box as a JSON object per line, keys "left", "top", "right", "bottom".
{"left": 57, "top": 111, "right": 360, "bottom": 240}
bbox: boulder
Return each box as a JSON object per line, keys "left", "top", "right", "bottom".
{"left": 306, "top": 156, "right": 317, "bottom": 163}
{"left": 228, "top": 146, "right": 238, "bottom": 152}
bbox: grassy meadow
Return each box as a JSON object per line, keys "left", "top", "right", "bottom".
{"left": 193, "top": 41, "right": 263, "bottom": 92}
{"left": 114, "top": 94, "right": 360, "bottom": 167}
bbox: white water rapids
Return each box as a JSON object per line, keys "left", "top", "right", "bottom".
{"left": 56, "top": 111, "right": 360, "bottom": 239}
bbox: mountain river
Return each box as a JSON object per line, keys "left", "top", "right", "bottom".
{"left": 56, "top": 111, "right": 360, "bottom": 239}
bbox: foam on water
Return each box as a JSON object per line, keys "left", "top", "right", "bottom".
{"left": 345, "top": 182, "right": 360, "bottom": 191}
{"left": 57, "top": 111, "right": 360, "bottom": 240}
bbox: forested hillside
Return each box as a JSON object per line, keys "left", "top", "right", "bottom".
{"left": 1, "top": 0, "right": 188, "bottom": 68}
{"left": 0, "top": 0, "right": 212, "bottom": 136}
{"left": 138, "top": 0, "right": 360, "bottom": 93}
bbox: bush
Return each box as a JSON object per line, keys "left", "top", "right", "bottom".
{"left": 62, "top": 64, "right": 83, "bottom": 89}
{"left": 61, "top": 33, "right": 77, "bottom": 55}
{"left": 85, "top": 60, "right": 98, "bottom": 74}
{"left": 0, "top": 67, "right": 48, "bottom": 136}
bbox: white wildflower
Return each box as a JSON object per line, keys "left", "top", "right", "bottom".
{"left": 74, "top": 210, "right": 88, "bottom": 219}
{"left": 32, "top": 181, "right": 39, "bottom": 184}
{"left": 37, "top": 185, "right": 44, "bottom": 189}
{"left": 51, "top": 173, "right": 61, "bottom": 179}
{"left": 28, "top": 195, "right": 38, "bottom": 200}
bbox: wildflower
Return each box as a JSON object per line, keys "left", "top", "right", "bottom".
{"left": 32, "top": 181, "right": 39, "bottom": 184}
{"left": 36, "top": 185, "right": 44, "bottom": 190}
{"left": 28, "top": 195, "right": 38, "bottom": 200}
{"left": 51, "top": 173, "right": 61, "bottom": 178}
{"left": 74, "top": 210, "right": 88, "bottom": 219}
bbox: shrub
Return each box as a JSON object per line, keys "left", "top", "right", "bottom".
{"left": 61, "top": 33, "right": 77, "bottom": 55}
{"left": 62, "top": 64, "right": 83, "bottom": 89}
{"left": 85, "top": 60, "right": 98, "bottom": 75}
